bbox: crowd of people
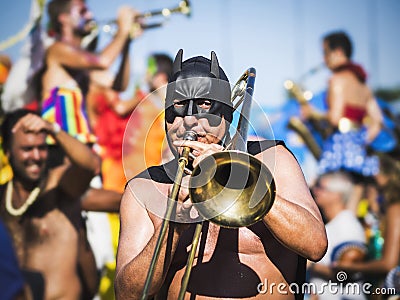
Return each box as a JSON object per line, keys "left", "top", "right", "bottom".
{"left": 0, "top": 0, "right": 399, "bottom": 299}
{"left": 297, "top": 31, "right": 400, "bottom": 300}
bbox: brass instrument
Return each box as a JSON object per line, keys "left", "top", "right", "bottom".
{"left": 138, "top": 0, "right": 191, "bottom": 20}
{"left": 140, "top": 130, "right": 196, "bottom": 300}
{"left": 190, "top": 68, "right": 275, "bottom": 228}
{"left": 287, "top": 116, "right": 322, "bottom": 160}
{"left": 95, "top": 0, "right": 191, "bottom": 34}
{"left": 141, "top": 68, "right": 275, "bottom": 299}
{"left": 180, "top": 68, "right": 275, "bottom": 298}
{"left": 82, "top": 1, "right": 191, "bottom": 50}
{"left": 284, "top": 79, "right": 331, "bottom": 160}
{"left": 284, "top": 79, "right": 315, "bottom": 107}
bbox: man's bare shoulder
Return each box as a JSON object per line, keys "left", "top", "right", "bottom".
{"left": 124, "top": 177, "right": 170, "bottom": 216}
{"left": 256, "top": 143, "right": 296, "bottom": 170}
{"left": 47, "top": 41, "right": 67, "bottom": 58}
{"left": 330, "top": 70, "right": 361, "bottom": 87}
{"left": 46, "top": 41, "right": 82, "bottom": 65}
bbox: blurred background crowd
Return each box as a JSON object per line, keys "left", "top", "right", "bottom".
{"left": 0, "top": 0, "right": 399, "bottom": 300}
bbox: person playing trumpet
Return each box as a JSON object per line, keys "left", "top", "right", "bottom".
{"left": 40, "top": 0, "right": 140, "bottom": 165}
{"left": 115, "top": 49, "right": 328, "bottom": 299}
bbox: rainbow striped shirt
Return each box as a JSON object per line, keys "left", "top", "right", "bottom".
{"left": 42, "top": 86, "right": 97, "bottom": 144}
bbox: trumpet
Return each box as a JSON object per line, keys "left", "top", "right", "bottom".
{"left": 93, "top": 0, "right": 191, "bottom": 34}
{"left": 141, "top": 65, "right": 275, "bottom": 299}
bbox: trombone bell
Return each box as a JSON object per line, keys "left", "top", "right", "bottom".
{"left": 189, "top": 150, "right": 275, "bottom": 228}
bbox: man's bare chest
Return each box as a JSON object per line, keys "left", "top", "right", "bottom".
{"left": 0, "top": 191, "right": 81, "bottom": 263}
{"left": 177, "top": 222, "right": 269, "bottom": 263}
{"left": 3, "top": 208, "right": 77, "bottom": 253}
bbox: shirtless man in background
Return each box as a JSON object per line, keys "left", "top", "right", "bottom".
{"left": 0, "top": 109, "right": 101, "bottom": 299}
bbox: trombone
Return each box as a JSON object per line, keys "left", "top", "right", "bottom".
{"left": 141, "top": 68, "right": 276, "bottom": 299}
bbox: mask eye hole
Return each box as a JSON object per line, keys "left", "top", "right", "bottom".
{"left": 196, "top": 99, "right": 211, "bottom": 108}
{"left": 173, "top": 100, "right": 188, "bottom": 115}
{"left": 195, "top": 99, "right": 213, "bottom": 113}
{"left": 173, "top": 100, "right": 185, "bottom": 107}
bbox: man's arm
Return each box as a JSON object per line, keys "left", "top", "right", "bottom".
{"left": 364, "top": 95, "right": 383, "bottom": 144}
{"left": 258, "top": 145, "right": 328, "bottom": 261}
{"left": 81, "top": 188, "right": 122, "bottom": 213}
{"left": 170, "top": 139, "right": 327, "bottom": 261}
{"left": 326, "top": 75, "right": 346, "bottom": 127}
{"left": 48, "top": 7, "right": 137, "bottom": 71}
{"left": 115, "top": 178, "right": 184, "bottom": 299}
{"left": 90, "top": 17, "right": 143, "bottom": 91}
{"left": 111, "top": 37, "right": 132, "bottom": 92}
{"left": 48, "top": 123, "right": 101, "bottom": 198}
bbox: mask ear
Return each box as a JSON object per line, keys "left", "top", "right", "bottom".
{"left": 210, "top": 51, "right": 220, "bottom": 78}
{"left": 172, "top": 49, "right": 183, "bottom": 75}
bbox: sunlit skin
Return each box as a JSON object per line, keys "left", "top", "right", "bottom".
{"left": 115, "top": 98, "right": 327, "bottom": 299}
{"left": 300, "top": 41, "right": 382, "bottom": 145}
{"left": 8, "top": 131, "right": 48, "bottom": 186}
{"left": 69, "top": 0, "right": 93, "bottom": 36}
{"left": 323, "top": 41, "right": 346, "bottom": 70}
{"left": 42, "top": 0, "right": 137, "bottom": 99}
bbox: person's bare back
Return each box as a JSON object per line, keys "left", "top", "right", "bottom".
{"left": 329, "top": 69, "right": 372, "bottom": 109}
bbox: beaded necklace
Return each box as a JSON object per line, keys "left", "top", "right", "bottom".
{"left": 5, "top": 181, "right": 41, "bottom": 216}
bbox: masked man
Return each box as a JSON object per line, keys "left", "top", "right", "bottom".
{"left": 115, "top": 50, "right": 327, "bottom": 299}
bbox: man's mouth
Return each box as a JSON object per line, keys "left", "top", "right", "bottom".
{"left": 26, "top": 163, "right": 42, "bottom": 176}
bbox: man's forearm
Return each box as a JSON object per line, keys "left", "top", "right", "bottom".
{"left": 115, "top": 223, "right": 182, "bottom": 299}
{"left": 50, "top": 124, "right": 100, "bottom": 174}
{"left": 99, "top": 30, "right": 131, "bottom": 69}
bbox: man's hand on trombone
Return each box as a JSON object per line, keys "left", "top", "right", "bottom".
{"left": 174, "top": 139, "right": 224, "bottom": 167}
{"left": 171, "top": 139, "right": 224, "bottom": 224}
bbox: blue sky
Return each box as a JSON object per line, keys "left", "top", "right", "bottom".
{"left": 1, "top": 0, "right": 400, "bottom": 108}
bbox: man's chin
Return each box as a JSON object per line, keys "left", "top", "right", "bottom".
{"left": 25, "top": 175, "right": 41, "bottom": 185}
{"left": 25, "top": 170, "right": 45, "bottom": 184}
{"left": 75, "top": 28, "right": 93, "bottom": 38}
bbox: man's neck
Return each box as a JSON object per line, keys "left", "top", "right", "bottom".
{"left": 13, "top": 178, "right": 39, "bottom": 194}
{"left": 330, "top": 57, "right": 349, "bottom": 71}
{"left": 61, "top": 29, "right": 82, "bottom": 48}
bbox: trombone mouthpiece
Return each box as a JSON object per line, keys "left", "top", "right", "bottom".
{"left": 179, "top": 131, "right": 197, "bottom": 164}
{"left": 184, "top": 131, "right": 198, "bottom": 141}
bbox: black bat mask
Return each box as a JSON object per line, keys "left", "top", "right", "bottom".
{"left": 165, "top": 50, "right": 232, "bottom": 126}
